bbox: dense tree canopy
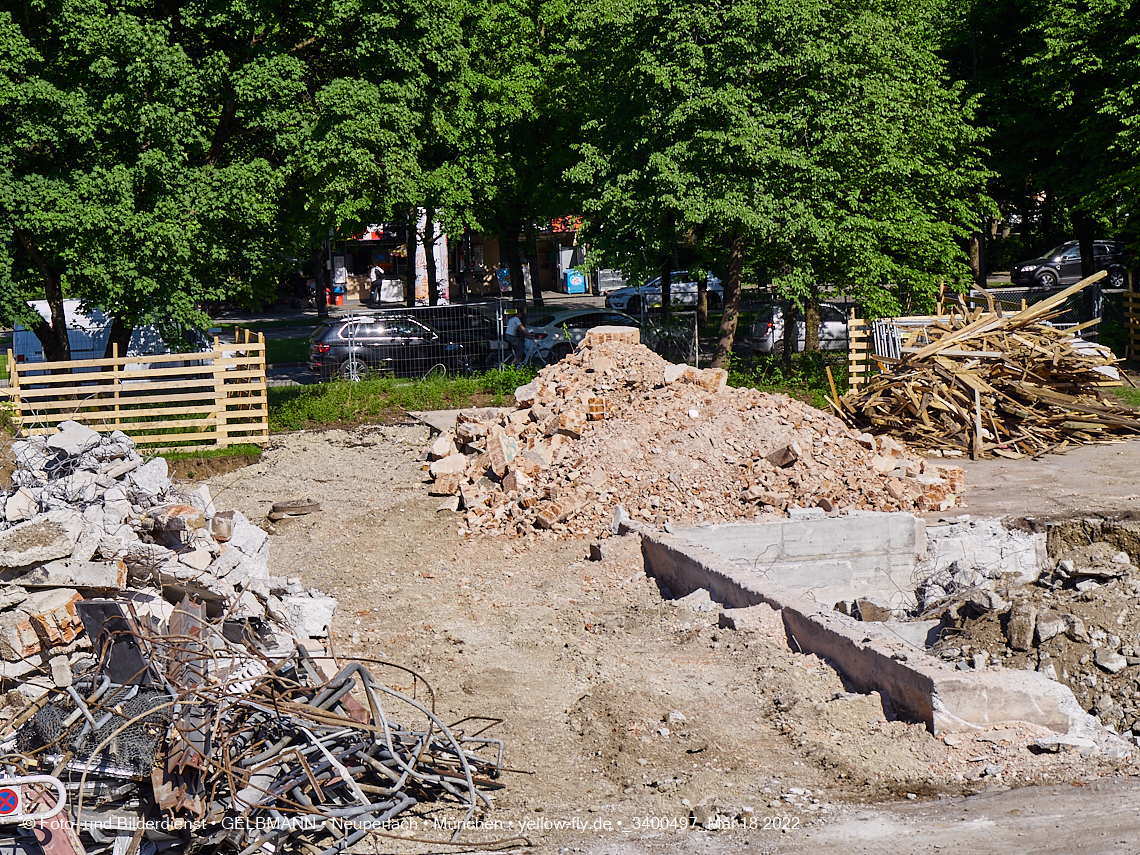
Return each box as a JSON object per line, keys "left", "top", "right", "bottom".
{"left": 0, "top": 0, "right": 1135, "bottom": 362}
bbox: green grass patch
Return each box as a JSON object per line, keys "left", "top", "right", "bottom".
{"left": 160, "top": 443, "right": 264, "bottom": 462}
{"left": 266, "top": 337, "right": 311, "bottom": 364}
{"left": 267, "top": 366, "right": 537, "bottom": 431}
{"left": 1107, "top": 385, "right": 1140, "bottom": 409}
{"left": 726, "top": 351, "right": 848, "bottom": 410}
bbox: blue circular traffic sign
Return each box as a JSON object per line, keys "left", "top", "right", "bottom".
{"left": 0, "top": 788, "right": 19, "bottom": 815}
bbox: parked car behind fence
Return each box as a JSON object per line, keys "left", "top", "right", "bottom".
{"left": 750, "top": 303, "right": 849, "bottom": 354}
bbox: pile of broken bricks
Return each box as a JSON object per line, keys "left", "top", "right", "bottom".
{"left": 423, "top": 327, "right": 966, "bottom": 538}
{"left": 0, "top": 422, "right": 510, "bottom": 854}
{"left": 0, "top": 421, "right": 338, "bottom": 689}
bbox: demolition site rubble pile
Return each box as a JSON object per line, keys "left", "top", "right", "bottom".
{"left": 423, "top": 327, "right": 965, "bottom": 537}
{"left": 924, "top": 517, "right": 1140, "bottom": 747}
{"left": 0, "top": 421, "right": 510, "bottom": 854}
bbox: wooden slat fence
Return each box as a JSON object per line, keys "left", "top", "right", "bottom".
{"left": 1125, "top": 292, "right": 1140, "bottom": 360}
{"left": 6, "top": 328, "right": 268, "bottom": 451}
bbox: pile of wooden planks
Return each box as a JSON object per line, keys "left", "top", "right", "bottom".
{"left": 832, "top": 271, "right": 1140, "bottom": 459}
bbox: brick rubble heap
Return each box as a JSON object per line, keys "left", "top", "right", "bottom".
{"left": 425, "top": 327, "right": 964, "bottom": 537}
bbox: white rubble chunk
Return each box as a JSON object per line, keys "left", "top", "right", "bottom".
{"left": 47, "top": 421, "right": 101, "bottom": 455}
{"left": 281, "top": 594, "right": 338, "bottom": 638}
{"left": 129, "top": 457, "right": 170, "bottom": 498}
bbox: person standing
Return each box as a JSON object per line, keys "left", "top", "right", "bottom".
{"left": 505, "top": 310, "right": 528, "bottom": 363}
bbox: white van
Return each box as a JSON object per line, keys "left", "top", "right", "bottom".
{"left": 13, "top": 300, "right": 209, "bottom": 372}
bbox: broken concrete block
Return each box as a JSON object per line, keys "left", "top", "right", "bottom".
{"left": 429, "top": 433, "right": 459, "bottom": 460}
{"left": 104, "top": 456, "right": 142, "bottom": 479}
{"left": 11, "top": 559, "right": 128, "bottom": 591}
{"left": 178, "top": 548, "right": 214, "bottom": 572}
{"left": 870, "top": 455, "right": 898, "bottom": 474}
{"left": 50, "top": 654, "right": 73, "bottom": 688}
{"left": 695, "top": 367, "right": 728, "bottom": 394}
{"left": 46, "top": 421, "right": 100, "bottom": 455}
{"left": 129, "top": 457, "right": 169, "bottom": 498}
{"left": 877, "top": 435, "right": 907, "bottom": 458}
{"left": 4, "top": 487, "right": 37, "bottom": 523}
{"left": 149, "top": 504, "right": 207, "bottom": 532}
{"left": 673, "top": 588, "right": 716, "bottom": 613}
{"left": 0, "top": 611, "right": 40, "bottom": 661}
{"left": 228, "top": 511, "right": 270, "bottom": 562}
{"left": 855, "top": 597, "right": 892, "bottom": 622}
{"left": 23, "top": 588, "right": 84, "bottom": 649}
{"left": 1095, "top": 647, "right": 1128, "bottom": 674}
{"left": 558, "top": 410, "right": 587, "bottom": 439}
{"left": 1006, "top": 603, "right": 1037, "bottom": 651}
{"left": 582, "top": 326, "right": 639, "bottom": 347}
{"left": 0, "top": 509, "right": 85, "bottom": 567}
{"left": 502, "top": 469, "right": 533, "bottom": 495}
{"left": 71, "top": 524, "right": 102, "bottom": 563}
{"left": 429, "top": 471, "right": 462, "bottom": 496}
{"left": 189, "top": 485, "right": 216, "bottom": 519}
{"left": 513, "top": 381, "right": 540, "bottom": 407}
{"left": 767, "top": 442, "right": 802, "bottom": 468}
{"left": 663, "top": 364, "right": 688, "bottom": 385}
{"left": 231, "top": 590, "right": 265, "bottom": 621}
{"left": 280, "top": 594, "right": 337, "bottom": 638}
{"left": 719, "top": 603, "right": 782, "bottom": 634}
{"left": 486, "top": 430, "right": 519, "bottom": 478}
{"left": 429, "top": 453, "right": 467, "bottom": 478}
{"left": 437, "top": 496, "right": 460, "bottom": 512}
{"left": 588, "top": 542, "right": 604, "bottom": 562}
{"left": 534, "top": 492, "right": 584, "bottom": 528}
{"left": 0, "top": 586, "right": 28, "bottom": 611}
{"left": 1035, "top": 612, "right": 1066, "bottom": 644}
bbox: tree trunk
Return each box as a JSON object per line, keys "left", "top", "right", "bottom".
{"left": 315, "top": 243, "right": 328, "bottom": 318}
{"left": 405, "top": 208, "right": 417, "bottom": 308}
{"left": 1076, "top": 212, "right": 1096, "bottom": 279}
{"left": 102, "top": 316, "right": 133, "bottom": 360}
{"left": 712, "top": 229, "right": 744, "bottom": 369}
{"left": 781, "top": 302, "right": 799, "bottom": 376}
{"left": 501, "top": 222, "right": 525, "bottom": 313}
{"left": 14, "top": 229, "right": 70, "bottom": 362}
{"left": 967, "top": 234, "right": 981, "bottom": 288}
{"left": 424, "top": 207, "right": 439, "bottom": 306}
{"left": 659, "top": 254, "right": 672, "bottom": 321}
{"left": 697, "top": 276, "right": 708, "bottom": 328}
{"left": 804, "top": 290, "right": 820, "bottom": 352}
{"left": 525, "top": 221, "right": 544, "bottom": 307}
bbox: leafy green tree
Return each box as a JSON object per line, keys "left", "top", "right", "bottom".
{"left": 0, "top": 1, "right": 331, "bottom": 359}
{"left": 570, "top": 0, "right": 986, "bottom": 367}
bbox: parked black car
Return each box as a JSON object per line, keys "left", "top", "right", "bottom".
{"left": 307, "top": 314, "right": 472, "bottom": 380}
{"left": 1010, "top": 240, "right": 1131, "bottom": 289}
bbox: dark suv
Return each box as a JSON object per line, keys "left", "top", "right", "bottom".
{"left": 307, "top": 314, "right": 471, "bottom": 380}
{"left": 1010, "top": 240, "right": 1131, "bottom": 289}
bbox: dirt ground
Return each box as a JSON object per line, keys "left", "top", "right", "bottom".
{"left": 196, "top": 424, "right": 1140, "bottom": 854}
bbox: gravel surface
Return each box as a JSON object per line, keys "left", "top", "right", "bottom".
{"left": 203, "top": 425, "right": 1135, "bottom": 853}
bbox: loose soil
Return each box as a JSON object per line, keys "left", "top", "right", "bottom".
{"left": 202, "top": 426, "right": 1136, "bottom": 854}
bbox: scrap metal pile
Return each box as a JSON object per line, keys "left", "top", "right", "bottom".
{"left": 835, "top": 277, "right": 1140, "bottom": 459}
{"left": 0, "top": 422, "right": 509, "bottom": 853}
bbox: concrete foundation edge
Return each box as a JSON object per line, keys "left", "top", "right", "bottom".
{"left": 638, "top": 528, "right": 1118, "bottom": 743}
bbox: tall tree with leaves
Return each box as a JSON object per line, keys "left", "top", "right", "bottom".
{"left": 570, "top": 0, "right": 986, "bottom": 368}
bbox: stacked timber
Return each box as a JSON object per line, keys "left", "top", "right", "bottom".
{"left": 835, "top": 272, "right": 1140, "bottom": 459}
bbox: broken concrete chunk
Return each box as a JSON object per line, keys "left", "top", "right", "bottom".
{"left": 4, "top": 487, "right": 38, "bottom": 523}
{"left": 855, "top": 596, "right": 892, "bottom": 622}
{"left": 767, "top": 442, "right": 802, "bottom": 468}
{"left": 513, "top": 381, "right": 540, "bottom": 407}
{"left": 49, "top": 654, "right": 73, "bottom": 688}
{"left": 129, "top": 457, "right": 170, "bottom": 498}
{"left": 23, "top": 587, "right": 84, "bottom": 650}
{"left": 663, "top": 364, "right": 688, "bottom": 385}
{"left": 0, "top": 508, "right": 85, "bottom": 567}
{"left": 534, "top": 492, "right": 584, "bottom": 529}
{"left": 46, "top": 420, "right": 100, "bottom": 455}
{"left": 228, "top": 511, "right": 270, "bottom": 562}
{"left": 429, "top": 433, "right": 459, "bottom": 460}
{"left": 11, "top": 559, "right": 127, "bottom": 591}
{"left": 429, "top": 453, "right": 467, "bottom": 478}
{"left": 148, "top": 504, "right": 207, "bottom": 533}
{"left": 281, "top": 594, "right": 337, "bottom": 638}
{"left": 486, "top": 430, "right": 519, "bottom": 478}
{"left": 1035, "top": 613, "right": 1067, "bottom": 644}
{"left": 1095, "top": 647, "right": 1128, "bottom": 675}
{"left": 1006, "top": 603, "right": 1037, "bottom": 652}
{"left": 0, "top": 586, "right": 29, "bottom": 611}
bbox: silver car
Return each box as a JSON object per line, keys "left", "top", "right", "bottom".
{"left": 604, "top": 270, "right": 722, "bottom": 314}
{"left": 751, "top": 303, "right": 849, "bottom": 353}
{"left": 521, "top": 308, "right": 642, "bottom": 361}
